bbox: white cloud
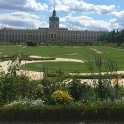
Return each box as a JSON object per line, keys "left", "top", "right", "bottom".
{"left": 60, "top": 14, "right": 118, "bottom": 31}
{"left": 0, "top": 0, "right": 48, "bottom": 11}
{"left": 49, "top": 0, "right": 121, "bottom": 31}
{"left": 110, "top": 10, "right": 124, "bottom": 29}
{"left": 49, "top": 0, "right": 115, "bottom": 14}
{"left": 95, "top": 5, "right": 115, "bottom": 14}
{"left": 0, "top": 0, "right": 123, "bottom": 31}
{"left": 0, "top": 12, "right": 48, "bottom": 29}
{"left": 111, "top": 10, "right": 124, "bottom": 18}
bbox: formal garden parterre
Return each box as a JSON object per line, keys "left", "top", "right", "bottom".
{"left": 1, "top": 45, "right": 124, "bottom": 122}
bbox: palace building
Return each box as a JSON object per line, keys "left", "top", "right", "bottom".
{"left": 0, "top": 9, "right": 107, "bottom": 44}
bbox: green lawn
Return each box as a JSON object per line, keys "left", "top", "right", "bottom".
{"left": 21, "top": 61, "right": 87, "bottom": 73}
{"left": 1, "top": 45, "right": 124, "bottom": 72}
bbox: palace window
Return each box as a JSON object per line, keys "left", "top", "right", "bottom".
{"left": 54, "top": 34, "right": 56, "bottom": 38}
{"left": 51, "top": 34, "right": 53, "bottom": 38}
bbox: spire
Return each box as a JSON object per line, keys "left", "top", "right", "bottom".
{"left": 53, "top": 9, "right": 56, "bottom": 16}
{"left": 49, "top": 5, "right": 59, "bottom": 21}
{"left": 52, "top": 5, "right": 56, "bottom": 17}
{"left": 54, "top": 3, "right": 55, "bottom": 10}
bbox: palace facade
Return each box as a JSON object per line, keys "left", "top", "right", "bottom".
{"left": 0, "top": 9, "right": 107, "bottom": 44}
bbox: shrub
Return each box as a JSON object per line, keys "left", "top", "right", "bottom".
{"left": 68, "top": 78, "right": 83, "bottom": 101}
{"left": 68, "top": 78, "right": 95, "bottom": 102}
{"left": 5, "top": 99, "right": 31, "bottom": 109}
{"left": 51, "top": 90, "right": 73, "bottom": 104}
{"left": 5, "top": 99, "right": 44, "bottom": 109}
{"left": 0, "top": 73, "right": 31, "bottom": 102}
{"left": 40, "top": 71, "right": 67, "bottom": 104}
{"left": 1, "top": 55, "right": 56, "bottom": 61}
{"left": 26, "top": 40, "right": 37, "bottom": 46}
{"left": 0, "top": 73, "right": 17, "bottom": 102}
{"left": 96, "top": 79, "right": 115, "bottom": 100}
{"left": 1, "top": 100, "right": 124, "bottom": 122}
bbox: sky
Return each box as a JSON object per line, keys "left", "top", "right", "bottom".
{"left": 0, "top": 0, "right": 124, "bottom": 31}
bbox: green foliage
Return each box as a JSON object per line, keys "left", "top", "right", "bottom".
{"left": 51, "top": 90, "right": 73, "bottom": 104}
{"left": 99, "top": 29, "right": 124, "bottom": 46}
{"left": 0, "top": 57, "right": 42, "bottom": 102}
{"left": 22, "top": 61, "right": 85, "bottom": 73}
{"left": 1, "top": 45, "right": 124, "bottom": 71}
{"left": 0, "top": 73, "right": 16, "bottom": 102}
{"left": 104, "top": 59, "right": 118, "bottom": 73}
{"left": 26, "top": 40, "right": 37, "bottom": 46}
{"left": 86, "top": 59, "right": 94, "bottom": 74}
{"left": 1, "top": 100, "right": 124, "bottom": 122}
{"left": 0, "top": 52, "right": 124, "bottom": 113}
{"left": 95, "top": 56, "right": 102, "bottom": 74}
{"left": 67, "top": 78, "right": 95, "bottom": 101}
{"left": 85, "top": 56, "right": 122, "bottom": 100}
{"left": 1, "top": 45, "right": 124, "bottom": 122}
{"left": 0, "top": 73, "right": 30, "bottom": 102}
{"left": 40, "top": 77, "right": 55, "bottom": 103}
{"left": 5, "top": 99, "right": 44, "bottom": 109}
{"left": 95, "top": 79, "right": 114, "bottom": 100}
{"left": 39, "top": 68, "right": 67, "bottom": 104}
{"left": 68, "top": 78, "right": 82, "bottom": 101}
{"left": 1, "top": 55, "right": 55, "bottom": 61}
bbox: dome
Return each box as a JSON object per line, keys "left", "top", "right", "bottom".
{"left": 49, "top": 9, "right": 59, "bottom": 21}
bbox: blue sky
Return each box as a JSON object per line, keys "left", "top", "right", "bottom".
{"left": 0, "top": 0, "right": 124, "bottom": 31}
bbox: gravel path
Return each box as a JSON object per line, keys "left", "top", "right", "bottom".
{"left": 0, "top": 57, "right": 124, "bottom": 83}
{"left": 0, "top": 57, "right": 84, "bottom": 80}
{"left": 90, "top": 48, "right": 103, "bottom": 54}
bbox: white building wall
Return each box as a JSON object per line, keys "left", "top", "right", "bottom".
{"left": 0, "top": 28, "right": 107, "bottom": 44}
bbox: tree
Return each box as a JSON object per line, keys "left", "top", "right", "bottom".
{"left": 26, "top": 40, "right": 37, "bottom": 46}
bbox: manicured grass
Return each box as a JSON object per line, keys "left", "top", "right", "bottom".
{"left": 1, "top": 45, "right": 124, "bottom": 72}
{"left": 21, "top": 61, "right": 87, "bottom": 73}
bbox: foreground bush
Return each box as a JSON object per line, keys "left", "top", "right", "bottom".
{"left": 68, "top": 78, "right": 95, "bottom": 101}
{"left": 1, "top": 100, "right": 124, "bottom": 122}
{"left": 5, "top": 99, "right": 44, "bottom": 109}
{"left": 0, "top": 73, "right": 31, "bottom": 102}
{"left": 51, "top": 90, "right": 73, "bottom": 104}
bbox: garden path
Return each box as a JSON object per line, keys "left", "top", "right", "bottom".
{"left": 0, "top": 57, "right": 84, "bottom": 80}
{"left": 90, "top": 48, "right": 103, "bottom": 54}
{"left": 1, "top": 57, "right": 124, "bottom": 84}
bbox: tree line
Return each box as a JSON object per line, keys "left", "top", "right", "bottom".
{"left": 99, "top": 29, "right": 124, "bottom": 46}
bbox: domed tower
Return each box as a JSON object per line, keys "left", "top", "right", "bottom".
{"left": 49, "top": 9, "right": 59, "bottom": 30}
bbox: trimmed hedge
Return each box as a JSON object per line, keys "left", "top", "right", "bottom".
{"left": 1, "top": 101, "right": 124, "bottom": 122}
{"left": 26, "top": 40, "right": 37, "bottom": 46}
{"left": 47, "top": 72, "right": 124, "bottom": 79}
{"left": 0, "top": 56, "right": 56, "bottom": 61}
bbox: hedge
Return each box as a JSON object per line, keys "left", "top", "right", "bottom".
{"left": 47, "top": 72, "right": 124, "bottom": 79}
{"left": 1, "top": 102, "right": 124, "bottom": 122}
{"left": 0, "top": 56, "right": 56, "bottom": 61}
